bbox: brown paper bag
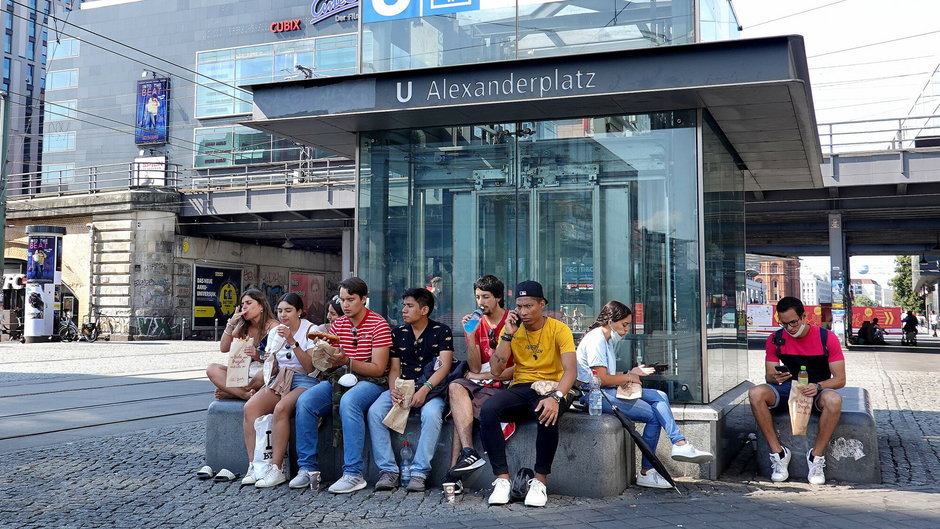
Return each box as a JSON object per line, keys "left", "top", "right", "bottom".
{"left": 616, "top": 381, "right": 641, "bottom": 400}
{"left": 382, "top": 379, "right": 416, "bottom": 434}
{"left": 225, "top": 337, "right": 254, "bottom": 387}
{"left": 310, "top": 341, "right": 340, "bottom": 373}
{"left": 788, "top": 381, "right": 813, "bottom": 435}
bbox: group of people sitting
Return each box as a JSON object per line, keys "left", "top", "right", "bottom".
{"left": 203, "top": 275, "right": 713, "bottom": 506}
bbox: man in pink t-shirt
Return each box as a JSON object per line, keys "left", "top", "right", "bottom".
{"left": 748, "top": 296, "right": 846, "bottom": 485}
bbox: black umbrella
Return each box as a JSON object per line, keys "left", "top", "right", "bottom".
{"left": 600, "top": 390, "right": 681, "bottom": 494}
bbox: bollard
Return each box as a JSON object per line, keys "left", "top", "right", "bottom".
{"left": 181, "top": 318, "right": 186, "bottom": 341}
{"left": 214, "top": 318, "right": 220, "bottom": 341}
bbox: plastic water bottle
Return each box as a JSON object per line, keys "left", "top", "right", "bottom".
{"left": 463, "top": 307, "right": 484, "bottom": 333}
{"left": 589, "top": 370, "right": 603, "bottom": 416}
{"left": 400, "top": 441, "right": 414, "bottom": 482}
{"left": 798, "top": 365, "right": 809, "bottom": 386}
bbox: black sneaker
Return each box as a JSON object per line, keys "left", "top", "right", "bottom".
{"left": 450, "top": 447, "right": 486, "bottom": 474}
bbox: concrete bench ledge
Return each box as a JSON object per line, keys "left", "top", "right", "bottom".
{"left": 755, "top": 387, "right": 881, "bottom": 483}
{"left": 206, "top": 399, "right": 634, "bottom": 497}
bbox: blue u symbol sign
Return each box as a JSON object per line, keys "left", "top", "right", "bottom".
{"left": 363, "top": 0, "right": 419, "bottom": 22}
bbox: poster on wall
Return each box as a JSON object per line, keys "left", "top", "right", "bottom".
{"left": 26, "top": 236, "right": 57, "bottom": 283}
{"left": 193, "top": 265, "right": 242, "bottom": 329}
{"left": 135, "top": 78, "right": 169, "bottom": 144}
{"left": 289, "top": 272, "right": 325, "bottom": 324}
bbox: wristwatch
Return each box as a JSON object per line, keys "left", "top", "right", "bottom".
{"left": 815, "top": 383, "right": 823, "bottom": 393}
{"left": 550, "top": 390, "right": 564, "bottom": 403}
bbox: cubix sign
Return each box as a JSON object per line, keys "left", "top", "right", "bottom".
{"left": 363, "top": 0, "right": 479, "bottom": 23}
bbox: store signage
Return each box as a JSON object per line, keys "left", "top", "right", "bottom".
{"left": 270, "top": 19, "right": 302, "bottom": 32}
{"left": 363, "top": 0, "right": 477, "bottom": 23}
{"left": 2, "top": 273, "right": 26, "bottom": 290}
{"left": 392, "top": 68, "right": 599, "bottom": 105}
{"left": 312, "top": 0, "right": 359, "bottom": 24}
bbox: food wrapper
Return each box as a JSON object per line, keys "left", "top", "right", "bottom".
{"left": 310, "top": 340, "right": 341, "bottom": 373}
{"left": 530, "top": 380, "right": 559, "bottom": 396}
{"left": 225, "top": 337, "right": 254, "bottom": 387}
{"left": 788, "top": 381, "right": 813, "bottom": 435}
{"left": 382, "top": 378, "right": 416, "bottom": 434}
{"left": 616, "top": 381, "right": 641, "bottom": 400}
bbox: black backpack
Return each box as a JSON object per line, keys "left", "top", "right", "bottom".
{"left": 510, "top": 467, "right": 534, "bottom": 502}
{"left": 772, "top": 327, "right": 829, "bottom": 357}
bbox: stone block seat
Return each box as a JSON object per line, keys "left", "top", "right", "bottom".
{"left": 755, "top": 387, "right": 881, "bottom": 483}
{"left": 206, "top": 399, "right": 634, "bottom": 497}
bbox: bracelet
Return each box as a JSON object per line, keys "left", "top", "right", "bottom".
{"left": 500, "top": 333, "right": 514, "bottom": 342}
{"left": 424, "top": 381, "right": 434, "bottom": 391}
{"left": 222, "top": 329, "right": 233, "bottom": 337}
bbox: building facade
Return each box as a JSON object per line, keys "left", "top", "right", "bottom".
{"left": 851, "top": 278, "right": 883, "bottom": 306}
{"left": 753, "top": 258, "right": 801, "bottom": 304}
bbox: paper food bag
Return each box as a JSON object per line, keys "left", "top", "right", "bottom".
{"left": 225, "top": 337, "right": 254, "bottom": 387}
{"left": 616, "top": 381, "right": 642, "bottom": 400}
{"left": 382, "top": 379, "right": 416, "bottom": 434}
{"left": 788, "top": 382, "right": 813, "bottom": 435}
{"left": 310, "top": 340, "right": 340, "bottom": 373}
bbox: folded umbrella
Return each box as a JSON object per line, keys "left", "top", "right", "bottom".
{"left": 600, "top": 390, "right": 680, "bottom": 494}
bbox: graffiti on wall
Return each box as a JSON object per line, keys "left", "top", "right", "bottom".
{"left": 135, "top": 316, "right": 175, "bottom": 337}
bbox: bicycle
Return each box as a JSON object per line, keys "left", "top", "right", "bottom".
{"left": 59, "top": 312, "right": 80, "bottom": 342}
{"left": 1, "top": 312, "right": 24, "bottom": 342}
{"left": 81, "top": 311, "right": 113, "bottom": 342}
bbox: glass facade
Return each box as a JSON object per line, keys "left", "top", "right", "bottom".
{"left": 194, "top": 125, "right": 335, "bottom": 169}
{"left": 701, "top": 112, "right": 747, "bottom": 401}
{"left": 699, "top": 0, "right": 740, "bottom": 42}
{"left": 363, "top": 0, "right": 697, "bottom": 73}
{"left": 359, "top": 110, "right": 708, "bottom": 402}
{"left": 195, "top": 34, "right": 357, "bottom": 118}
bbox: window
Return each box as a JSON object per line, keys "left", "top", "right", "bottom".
{"left": 43, "top": 131, "right": 75, "bottom": 152}
{"left": 3, "top": 58, "right": 10, "bottom": 80}
{"left": 27, "top": 20, "right": 35, "bottom": 38}
{"left": 771, "top": 263, "right": 778, "bottom": 274}
{"left": 44, "top": 1, "right": 50, "bottom": 14}
{"left": 4, "top": 13, "right": 11, "bottom": 31}
{"left": 41, "top": 162, "right": 74, "bottom": 187}
{"left": 44, "top": 100, "right": 76, "bottom": 121}
{"left": 194, "top": 125, "right": 302, "bottom": 168}
{"left": 4, "top": 34, "right": 10, "bottom": 54}
{"left": 27, "top": 39, "right": 34, "bottom": 57}
{"left": 49, "top": 38, "right": 78, "bottom": 60}
{"left": 29, "top": 0, "right": 37, "bottom": 11}
{"left": 47, "top": 69, "right": 78, "bottom": 90}
{"left": 195, "top": 34, "right": 356, "bottom": 118}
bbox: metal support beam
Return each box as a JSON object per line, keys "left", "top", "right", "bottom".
{"left": 829, "top": 213, "right": 848, "bottom": 344}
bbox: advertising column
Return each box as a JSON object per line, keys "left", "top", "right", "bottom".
{"left": 24, "top": 225, "right": 66, "bottom": 343}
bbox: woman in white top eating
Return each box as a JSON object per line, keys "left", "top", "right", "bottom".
{"left": 241, "top": 292, "right": 317, "bottom": 488}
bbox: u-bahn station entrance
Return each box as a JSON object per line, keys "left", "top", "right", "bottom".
{"left": 245, "top": 3, "right": 822, "bottom": 478}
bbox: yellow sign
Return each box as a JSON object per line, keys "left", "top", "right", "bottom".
{"left": 219, "top": 281, "right": 238, "bottom": 316}
{"left": 194, "top": 306, "right": 216, "bottom": 318}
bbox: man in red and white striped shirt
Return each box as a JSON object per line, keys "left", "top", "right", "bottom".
{"left": 292, "top": 277, "right": 392, "bottom": 494}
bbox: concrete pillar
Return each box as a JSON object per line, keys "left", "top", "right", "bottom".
{"left": 828, "top": 213, "right": 848, "bottom": 343}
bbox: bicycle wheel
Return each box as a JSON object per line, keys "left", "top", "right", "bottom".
{"left": 59, "top": 325, "right": 77, "bottom": 342}
{"left": 86, "top": 327, "right": 98, "bottom": 343}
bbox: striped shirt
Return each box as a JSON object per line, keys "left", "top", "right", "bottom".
{"left": 329, "top": 309, "right": 393, "bottom": 361}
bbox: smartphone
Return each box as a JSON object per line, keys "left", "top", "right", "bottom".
{"left": 511, "top": 313, "right": 522, "bottom": 327}
{"left": 774, "top": 365, "right": 790, "bottom": 373}
{"left": 650, "top": 362, "right": 669, "bottom": 373}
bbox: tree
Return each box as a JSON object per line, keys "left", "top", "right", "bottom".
{"left": 854, "top": 294, "right": 878, "bottom": 307}
{"left": 888, "top": 256, "right": 925, "bottom": 312}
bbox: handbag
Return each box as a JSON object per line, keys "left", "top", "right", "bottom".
{"left": 510, "top": 467, "right": 535, "bottom": 502}
{"left": 252, "top": 414, "right": 274, "bottom": 471}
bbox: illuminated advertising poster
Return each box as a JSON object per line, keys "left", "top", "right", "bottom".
{"left": 193, "top": 265, "right": 242, "bottom": 329}
{"left": 26, "top": 236, "right": 57, "bottom": 283}
{"left": 135, "top": 78, "right": 169, "bottom": 144}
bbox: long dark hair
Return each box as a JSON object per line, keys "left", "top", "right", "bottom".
{"left": 277, "top": 292, "right": 307, "bottom": 320}
{"left": 588, "top": 300, "right": 633, "bottom": 331}
{"left": 235, "top": 288, "right": 275, "bottom": 337}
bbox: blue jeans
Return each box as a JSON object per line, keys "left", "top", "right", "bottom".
{"left": 368, "top": 390, "right": 446, "bottom": 479}
{"left": 581, "top": 387, "right": 685, "bottom": 470}
{"left": 295, "top": 379, "right": 384, "bottom": 476}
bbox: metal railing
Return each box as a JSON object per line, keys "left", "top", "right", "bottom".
{"left": 6, "top": 161, "right": 183, "bottom": 199}
{"left": 818, "top": 114, "right": 940, "bottom": 154}
{"left": 184, "top": 158, "right": 356, "bottom": 192}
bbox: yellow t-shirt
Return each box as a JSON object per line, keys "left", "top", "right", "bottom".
{"left": 506, "top": 317, "right": 575, "bottom": 385}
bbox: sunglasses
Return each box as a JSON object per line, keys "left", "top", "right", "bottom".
{"left": 351, "top": 327, "right": 358, "bottom": 348}
{"left": 487, "top": 329, "right": 498, "bottom": 349}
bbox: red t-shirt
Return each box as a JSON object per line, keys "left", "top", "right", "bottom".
{"left": 330, "top": 309, "right": 393, "bottom": 361}
{"left": 471, "top": 311, "right": 512, "bottom": 388}
{"left": 765, "top": 325, "right": 845, "bottom": 363}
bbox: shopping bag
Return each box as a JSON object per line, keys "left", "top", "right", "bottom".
{"left": 788, "top": 382, "right": 813, "bottom": 436}
{"left": 309, "top": 340, "right": 341, "bottom": 373}
{"left": 253, "top": 413, "right": 274, "bottom": 470}
{"left": 382, "top": 379, "right": 415, "bottom": 434}
{"left": 225, "top": 337, "right": 253, "bottom": 387}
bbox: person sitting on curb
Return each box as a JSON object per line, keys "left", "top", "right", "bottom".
{"left": 447, "top": 275, "right": 514, "bottom": 488}
{"left": 481, "top": 280, "right": 577, "bottom": 507}
{"left": 290, "top": 277, "right": 392, "bottom": 494}
{"left": 312, "top": 294, "right": 343, "bottom": 334}
{"left": 207, "top": 289, "right": 278, "bottom": 400}
{"left": 575, "top": 300, "right": 713, "bottom": 489}
{"left": 748, "top": 296, "right": 845, "bottom": 485}
{"left": 241, "top": 293, "right": 317, "bottom": 487}
{"left": 368, "top": 288, "right": 454, "bottom": 492}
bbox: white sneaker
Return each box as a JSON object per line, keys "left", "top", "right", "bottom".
{"left": 488, "top": 477, "right": 511, "bottom": 505}
{"left": 289, "top": 469, "right": 321, "bottom": 490}
{"left": 671, "top": 442, "right": 714, "bottom": 464}
{"left": 328, "top": 474, "right": 367, "bottom": 494}
{"left": 769, "top": 446, "right": 791, "bottom": 482}
{"left": 523, "top": 478, "right": 548, "bottom": 507}
{"left": 254, "top": 464, "right": 286, "bottom": 488}
{"left": 806, "top": 448, "right": 826, "bottom": 485}
{"left": 241, "top": 463, "right": 262, "bottom": 486}
{"left": 636, "top": 469, "right": 672, "bottom": 489}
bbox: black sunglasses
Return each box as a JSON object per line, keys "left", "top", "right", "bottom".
{"left": 351, "top": 327, "right": 358, "bottom": 348}
{"left": 487, "top": 329, "right": 498, "bottom": 349}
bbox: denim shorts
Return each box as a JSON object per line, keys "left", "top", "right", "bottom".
{"left": 766, "top": 381, "right": 829, "bottom": 414}
{"left": 291, "top": 372, "right": 319, "bottom": 391}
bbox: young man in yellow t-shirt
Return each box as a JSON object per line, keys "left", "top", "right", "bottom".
{"left": 482, "top": 280, "right": 577, "bottom": 507}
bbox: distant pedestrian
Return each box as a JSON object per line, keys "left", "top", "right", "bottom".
{"left": 935, "top": 311, "right": 940, "bottom": 337}
{"left": 931, "top": 310, "right": 937, "bottom": 337}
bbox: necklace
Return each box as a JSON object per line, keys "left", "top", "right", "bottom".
{"left": 524, "top": 318, "right": 548, "bottom": 361}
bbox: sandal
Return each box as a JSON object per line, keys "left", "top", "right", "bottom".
{"left": 196, "top": 465, "right": 214, "bottom": 480}
{"left": 213, "top": 468, "right": 238, "bottom": 482}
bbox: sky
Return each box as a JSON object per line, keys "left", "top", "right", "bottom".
{"left": 733, "top": 0, "right": 940, "bottom": 125}
{"left": 802, "top": 255, "right": 898, "bottom": 288}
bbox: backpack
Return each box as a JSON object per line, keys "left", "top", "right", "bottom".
{"left": 772, "top": 327, "right": 829, "bottom": 358}
{"left": 510, "top": 467, "right": 535, "bottom": 502}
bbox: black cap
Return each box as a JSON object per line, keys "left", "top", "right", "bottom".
{"left": 515, "top": 280, "right": 546, "bottom": 301}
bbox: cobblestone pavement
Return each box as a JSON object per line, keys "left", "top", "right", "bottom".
{"left": 0, "top": 339, "right": 938, "bottom": 528}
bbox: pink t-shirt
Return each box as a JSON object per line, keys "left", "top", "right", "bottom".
{"left": 765, "top": 325, "right": 844, "bottom": 363}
